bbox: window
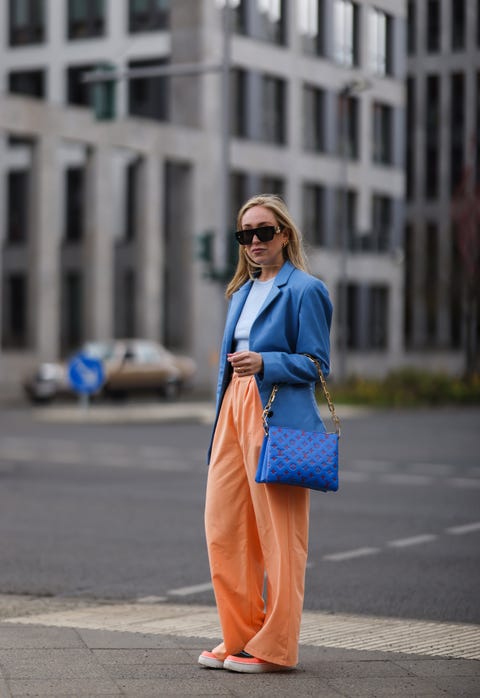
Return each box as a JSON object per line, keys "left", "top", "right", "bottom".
{"left": 122, "top": 270, "right": 136, "bottom": 338}
{"left": 333, "top": 0, "right": 359, "bottom": 67}
{"left": 451, "top": 0, "right": 465, "bottom": 51}
{"left": 8, "top": 69, "right": 45, "bottom": 98}
{"left": 298, "top": 0, "right": 324, "bottom": 55}
{"left": 450, "top": 226, "right": 463, "bottom": 348}
{"left": 128, "top": 58, "right": 169, "bottom": 122}
{"left": 254, "top": 0, "right": 286, "bottom": 45}
{"left": 371, "top": 195, "right": 392, "bottom": 252}
{"left": 259, "top": 175, "right": 284, "bottom": 197}
{"left": 477, "top": 73, "right": 480, "bottom": 185}
{"left": 302, "top": 183, "right": 325, "bottom": 246}
{"left": 66, "top": 64, "right": 96, "bottom": 106}
{"left": 426, "top": 0, "right": 440, "bottom": 52}
{"left": 230, "top": 172, "right": 249, "bottom": 224}
{"left": 129, "top": 0, "right": 169, "bottom": 32}
{"left": 368, "top": 7, "right": 392, "bottom": 75}
{"left": 338, "top": 94, "right": 359, "bottom": 159}
{"left": 62, "top": 272, "right": 84, "bottom": 352}
{"left": 451, "top": 73, "right": 465, "bottom": 194}
{"left": 64, "top": 168, "right": 85, "bottom": 242}
{"left": 342, "top": 283, "right": 388, "bottom": 350}
{"left": 68, "top": 0, "right": 105, "bottom": 39}
{"left": 303, "top": 85, "right": 325, "bottom": 152}
{"left": 425, "top": 223, "right": 438, "bottom": 343}
{"left": 406, "top": 77, "right": 415, "bottom": 199}
{"left": 336, "top": 188, "right": 357, "bottom": 249}
{"left": 407, "top": 1, "right": 415, "bottom": 54}
{"left": 7, "top": 171, "right": 29, "bottom": 244}
{"left": 125, "top": 161, "right": 138, "bottom": 241}
{"left": 425, "top": 75, "right": 440, "bottom": 199}
{"left": 372, "top": 102, "right": 392, "bottom": 165}
{"left": 9, "top": 0, "right": 45, "bottom": 45}
{"left": 261, "top": 74, "right": 286, "bottom": 144}
{"left": 2, "top": 274, "right": 28, "bottom": 349}
{"left": 230, "top": 68, "right": 248, "bottom": 138}
{"left": 404, "top": 224, "right": 413, "bottom": 347}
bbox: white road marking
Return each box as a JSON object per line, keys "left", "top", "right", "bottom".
{"left": 136, "top": 595, "right": 167, "bottom": 604}
{"left": 387, "top": 534, "right": 437, "bottom": 548}
{"left": 5, "top": 603, "right": 480, "bottom": 660}
{"left": 381, "top": 473, "right": 433, "bottom": 486}
{"left": 323, "top": 547, "right": 380, "bottom": 562}
{"left": 167, "top": 581, "right": 213, "bottom": 596}
{"left": 446, "top": 521, "right": 480, "bottom": 535}
{"left": 450, "top": 477, "right": 480, "bottom": 488}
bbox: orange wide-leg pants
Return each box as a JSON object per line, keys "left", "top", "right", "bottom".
{"left": 205, "top": 373, "right": 310, "bottom": 666}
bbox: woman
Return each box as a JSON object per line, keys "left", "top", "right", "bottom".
{"left": 198, "top": 194, "right": 332, "bottom": 673}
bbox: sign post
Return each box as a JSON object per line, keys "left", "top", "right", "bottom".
{"left": 67, "top": 353, "right": 105, "bottom": 410}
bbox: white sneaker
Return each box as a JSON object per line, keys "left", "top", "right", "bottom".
{"left": 198, "top": 650, "right": 224, "bottom": 669}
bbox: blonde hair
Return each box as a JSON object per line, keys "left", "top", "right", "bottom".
{"left": 226, "top": 194, "right": 309, "bottom": 298}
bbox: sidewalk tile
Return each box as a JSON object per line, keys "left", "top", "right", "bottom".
{"left": 0, "top": 649, "right": 110, "bottom": 680}
{"left": 0, "top": 625, "right": 84, "bottom": 650}
{"left": 7, "top": 678, "right": 119, "bottom": 696}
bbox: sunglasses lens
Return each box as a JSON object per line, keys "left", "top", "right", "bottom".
{"left": 235, "top": 226, "right": 276, "bottom": 245}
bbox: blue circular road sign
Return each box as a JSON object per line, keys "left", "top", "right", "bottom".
{"left": 67, "top": 353, "right": 105, "bottom": 394}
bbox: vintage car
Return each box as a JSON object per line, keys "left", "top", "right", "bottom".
{"left": 23, "top": 339, "right": 197, "bottom": 403}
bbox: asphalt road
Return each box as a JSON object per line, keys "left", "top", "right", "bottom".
{"left": 0, "top": 404, "right": 479, "bottom": 625}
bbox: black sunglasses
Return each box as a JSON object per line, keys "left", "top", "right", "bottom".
{"left": 235, "top": 225, "right": 282, "bottom": 245}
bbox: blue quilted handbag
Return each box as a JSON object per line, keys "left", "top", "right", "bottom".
{"left": 255, "top": 355, "right": 340, "bottom": 493}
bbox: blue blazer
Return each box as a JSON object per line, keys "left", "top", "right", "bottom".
{"left": 208, "top": 261, "right": 333, "bottom": 462}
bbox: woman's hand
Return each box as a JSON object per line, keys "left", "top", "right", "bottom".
{"left": 227, "top": 351, "right": 263, "bottom": 376}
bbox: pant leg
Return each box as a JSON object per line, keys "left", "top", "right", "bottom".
{"left": 206, "top": 374, "right": 310, "bottom": 667}
{"left": 205, "top": 378, "right": 265, "bottom": 660}
{"left": 234, "top": 376, "right": 310, "bottom": 667}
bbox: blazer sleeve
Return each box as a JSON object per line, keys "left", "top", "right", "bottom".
{"left": 257, "top": 279, "right": 332, "bottom": 387}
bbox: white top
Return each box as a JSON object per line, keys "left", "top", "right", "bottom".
{"left": 233, "top": 277, "right": 276, "bottom": 351}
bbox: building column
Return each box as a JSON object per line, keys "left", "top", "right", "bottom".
{"left": 84, "top": 145, "right": 114, "bottom": 340}
{"left": 136, "top": 153, "right": 164, "bottom": 340}
{"left": 29, "top": 134, "right": 61, "bottom": 360}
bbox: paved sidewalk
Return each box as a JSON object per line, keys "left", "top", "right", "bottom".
{"left": 0, "top": 600, "right": 479, "bottom": 697}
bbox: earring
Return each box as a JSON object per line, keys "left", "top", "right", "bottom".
{"left": 282, "top": 241, "right": 288, "bottom": 248}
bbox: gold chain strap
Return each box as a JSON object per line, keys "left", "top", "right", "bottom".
{"left": 262, "top": 355, "right": 341, "bottom": 437}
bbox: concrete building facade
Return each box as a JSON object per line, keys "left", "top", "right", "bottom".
{"left": 405, "top": 0, "right": 480, "bottom": 375}
{"left": 0, "top": 0, "right": 406, "bottom": 397}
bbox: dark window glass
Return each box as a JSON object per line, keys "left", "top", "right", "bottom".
{"left": 230, "top": 68, "right": 248, "bottom": 138}
{"left": 338, "top": 94, "right": 359, "bottom": 160}
{"left": 230, "top": 172, "right": 249, "bottom": 224}
{"left": 231, "top": 0, "right": 247, "bottom": 35}
{"left": 478, "top": 0, "right": 480, "bottom": 48}
{"left": 371, "top": 195, "right": 392, "bottom": 251}
{"left": 451, "top": 0, "right": 465, "bottom": 51}
{"left": 2, "top": 274, "right": 28, "bottom": 349}
{"left": 129, "top": 0, "right": 169, "bottom": 32}
{"left": 299, "top": 0, "right": 325, "bottom": 55}
{"left": 425, "top": 75, "right": 440, "bottom": 199}
{"left": 426, "top": 0, "right": 440, "bottom": 52}
{"left": 261, "top": 74, "right": 286, "bottom": 144}
{"left": 64, "top": 168, "right": 84, "bottom": 242}
{"left": 67, "top": 0, "right": 105, "bottom": 39}
{"left": 369, "top": 285, "right": 388, "bottom": 349}
{"left": 128, "top": 58, "right": 169, "bottom": 121}
{"left": 302, "top": 183, "right": 325, "bottom": 247}
{"left": 333, "top": 0, "right": 359, "bottom": 66}
{"left": 303, "top": 85, "right": 325, "bottom": 152}
{"left": 125, "top": 161, "right": 138, "bottom": 241}
{"left": 259, "top": 175, "right": 284, "bottom": 198}
{"left": 407, "top": 1, "right": 415, "bottom": 54}
{"left": 451, "top": 73, "right": 465, "bottom": 194}
{"left": 123, "top": 270, "right": 136, "bottom": 337}
{"left": 425, "top": 223, "right": 438, "bottom": 343}
{"left": 8, "top": 69, "right": 45, "bottom": 98}
{"left": 406, "top": 77, "right": 415, "bottom": 199}
{"left": 66, "top": 63, "right": 96, "bottom": 106}
{"left": 372, "top": 102, "right": 392, "bottom": 165}
{"left": 404, "top": 224, "right": 413, "bottom": 347}
{"left": 477, "top": 73, "right": 480, "bottom": 185}
{"left": 232, "top": 0, "right": 286, "bottom": 45}
{"left": 62, "top": 271, "right": 84, "bottom": 352}
{"left": 9, "top": 0, "right": 45, "bottom": 46}
{"left": 7, "top": 171, "right": 29, "bottom": 244}
{"left": 336, "top": 188, "right": 356, "bottom": 249}
{"left": 369, "top": 7, "right": 392, "bottom": 75}
{"left": 450, "top": 226, "right": 463, "bottom": 348}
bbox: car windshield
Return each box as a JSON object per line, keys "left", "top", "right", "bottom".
{"left": 82, "top": 342, "right": 116, "bottom": 361}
